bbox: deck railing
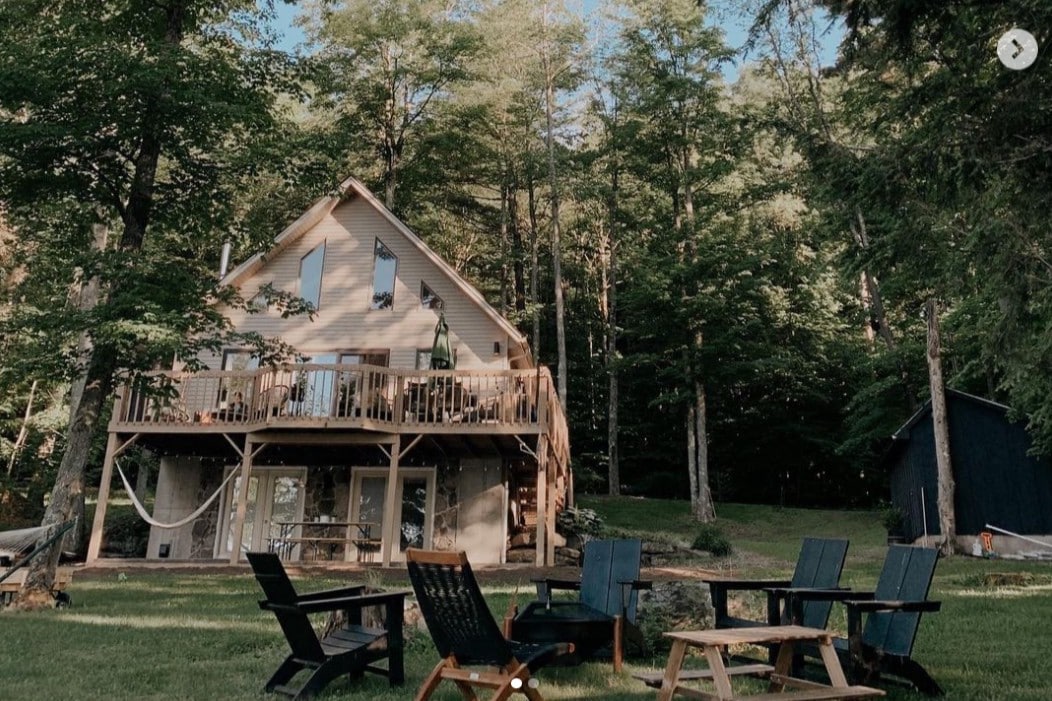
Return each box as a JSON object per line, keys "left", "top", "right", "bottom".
{"left": 112, "top": 364, "right": 559, "bottom": 433}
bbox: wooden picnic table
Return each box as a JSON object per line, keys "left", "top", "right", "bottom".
{"left": 269, "top": 521, "right": 377, "bottom": 563}
{"left": 638, "top": 625, "right": 884, "bottom": 701}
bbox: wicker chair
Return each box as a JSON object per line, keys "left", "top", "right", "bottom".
{"left": 406, "top": 548, "right": 571, "bottom": 701}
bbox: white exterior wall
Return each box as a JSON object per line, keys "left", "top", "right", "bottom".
{"left": 453, "top": 458, "right": 507, "bottom": 564}
{"left": 204, "top": 197, "right": 512, "bottom": 370}
{"left": 147, "top": 456, "right": 204, "bottom": 559}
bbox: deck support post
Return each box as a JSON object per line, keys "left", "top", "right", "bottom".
{"left": 229, "top": 436, "right": 255, "bottom": 564}
{"left": 535, "top": 434, "right": 549, "bottom": 566}
{"left": 380, "top": 434, "right": 402, "bottom": 567}
{"left": 86, "top": 432, "right": 121, "bottom": 564}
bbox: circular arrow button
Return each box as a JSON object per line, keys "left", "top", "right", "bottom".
{"left": 997, "top": 29, "right": 1038, "bottom": 70}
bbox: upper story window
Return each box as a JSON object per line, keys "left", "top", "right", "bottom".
{"left": 370, "top": 239, "right": 397, "bottom": 310}
{"left": 420, "top": 282, "right": 444, "bottom": 310}
{"left": 248, "top": 289, "right": 269, "bottom": 312}
{"left": 299, "top": 242, "right": 326, "bottom": 309}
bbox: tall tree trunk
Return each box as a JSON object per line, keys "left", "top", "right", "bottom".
{"left": 681, "top": 142, "right": 714, "bottom": 522}
{"left": 67, "top": 219, "right": 109, "bottom": 424}
{"left": 17, "top": 354, "right": 117, "bottom": 608}
{"left": 509, "top": 170, "right": 526, "bottom": 314}
{"left": 853, "top": 207, "right": 917, "bottom": 410}
{"left": 527, "top": 165, "right": 541, "bottom": 357}
{"left": 605, "top": 154, "right": 620, "bottom": 497}
{"left": 693, "top": 379, "right": 714, "bottom": 521}
{"left": 542, "top": 2, "right": 567, "bottom": 407}
{"left": 499, "top": 176, "right": 510, "bottom": 314}
{"left": 15, "top": 0, "right": 185, "bottom": 609}
{"left": 926, "top": 297, "right": 956, "bottom": 556}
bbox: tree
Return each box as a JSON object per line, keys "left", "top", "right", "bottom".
{"left": 0, "top": 0, "right": 304, "bottom": 607}
{"left": 304, "top": 0, "right": 482, "bottom": 211}
{"left": 611, "top": 0, "right": 735, "bottom": 520}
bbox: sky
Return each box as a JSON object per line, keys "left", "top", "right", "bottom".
{"left": 266, "top": 1, "right": 844, "bottom": 84}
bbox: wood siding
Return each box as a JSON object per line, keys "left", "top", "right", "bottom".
{"left": 888, "top": 392, "right": 1052, "bottom": 539}
{"left": 207, "top": 196, "right": 511, "bottom": 371}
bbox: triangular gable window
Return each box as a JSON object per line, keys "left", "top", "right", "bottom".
{"left": 421, "top": 282, "right": 443, "bottom": 310}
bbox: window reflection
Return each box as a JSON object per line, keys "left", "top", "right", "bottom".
{"left": 420, "top": 282, "right": 443, "bottom": 310}
{"left": 300, "top": 243, "right": 325, "bottom": 309}
{"left": 371, "top": 239, "right": 397, "bottom": 310}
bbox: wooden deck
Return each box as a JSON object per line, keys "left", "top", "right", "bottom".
{"left": 94, "top": 363, "right": 571, "bottom": 567}
{"left": 111, "top": 364, "right": 564, "bottom": 445}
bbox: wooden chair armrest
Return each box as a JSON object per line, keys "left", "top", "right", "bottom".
{"left": 764, "top": 585, "right": 851, "bottom": 597}
{"left": 533, "top": 577, "right": 582, "bottom": 590}
{"left": 788, "top": 589, "right": 873, "bottom": 624}
{"left": 706, "top": 578, "right": 793, "bottom": 592}
{"left": 533, "top": 577, "right": 581, "bottom": 603}
{"left": 846, "top": 599, "right": 941, "bottom": 644}
{"left": 788, "top": 587, "right": 870, "bottom": 601}
{"left": 296, "top": 584, "right": 367, "bottom": 602}
{"left": 297, "top": 590, "right": 408, "bottom": 615}
{"left": 845, "top": 599, "right": 941, "bottom": 613}
{"left": 765, "top": 586, "right": 850, "bottom": 625}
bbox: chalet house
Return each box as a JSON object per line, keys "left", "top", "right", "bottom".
{"left": 85, "top": 177, "right": 570, "bottom": 567}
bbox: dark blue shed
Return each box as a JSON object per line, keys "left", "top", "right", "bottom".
{"left": 884, "top": 390, "right": 1052, "bottom": 541}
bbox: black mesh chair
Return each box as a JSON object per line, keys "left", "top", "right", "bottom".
{"left": 247, "top": 552, "right": 406, "bottom": 700}
{"left": 406, "top": 548, "right": 571, "bottom": 701}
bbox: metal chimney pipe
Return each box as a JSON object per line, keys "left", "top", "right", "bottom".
{"left": 218, "top": 241, "right": 231, "bottom": 279}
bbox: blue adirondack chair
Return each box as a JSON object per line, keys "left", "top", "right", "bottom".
{"left": 787, "top": 545, "right": 943, "bottom": 696}
{"left": 508, "top": 538, "right": 651, "bottom": 671}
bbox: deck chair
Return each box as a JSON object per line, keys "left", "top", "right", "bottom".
{"left": 787, "top": 545, "right": 943, "bottom": 696}
{"left": 508, "top": 538, "right": 651, "bottom": 672}
{"left": 247, "top": 552, "right": 407, "bottom": 700}
{"left": 406, "top": 548, "right": 571, "bottom": 701}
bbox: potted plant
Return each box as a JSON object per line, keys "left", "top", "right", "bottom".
{"left": 881, "top": 504, "right": 906, "bottom": 544}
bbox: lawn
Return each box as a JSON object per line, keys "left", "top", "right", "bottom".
{"left": 2, "top": 497, "right": 1050, "bottom": 700}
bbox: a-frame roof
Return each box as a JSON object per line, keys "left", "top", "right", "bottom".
{"left": 221, "top": 176, "right": 532, "bottom": 366}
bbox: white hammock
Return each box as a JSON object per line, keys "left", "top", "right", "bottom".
{"left": 117, "top": 460, "right": 241, "bottom": 529}
{"left": 0, "top": 524, "right": 52, "bottom": 556}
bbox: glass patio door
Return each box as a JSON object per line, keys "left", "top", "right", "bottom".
{"left": 216, "top": 468, "right": 306, "bottom": 558}
{"left": 350, "top": 467, "right": 435, "bottom": 562}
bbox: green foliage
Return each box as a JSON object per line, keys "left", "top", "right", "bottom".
{"left": 103, "top": 508, "right": 149, "bottom": 558}
{"left": 690, "top": 522, "right": 733, "bottom": 557}
{"left": 555, "top": 506, "right": 604, "bottom": 539}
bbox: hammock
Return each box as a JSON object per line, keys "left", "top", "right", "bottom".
{"left": 0, "top": 524, "right": 53, "bottom": 557}
{"left": 116, "top": 460, "right": 241, "bottom": 529}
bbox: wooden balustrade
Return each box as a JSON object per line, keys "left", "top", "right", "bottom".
{"left": 111, "top": 364, "right": 560, "bottom": 435}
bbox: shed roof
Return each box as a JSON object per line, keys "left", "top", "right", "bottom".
{"left": 890, "top": 389, "right": 1010, "bottom": 442}
{"left": 220, "top": 176, "right": 533, "bottom": 366}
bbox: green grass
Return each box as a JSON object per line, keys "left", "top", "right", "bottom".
{"left": 2, "top": 497, "right": 1051, "bottom": 700}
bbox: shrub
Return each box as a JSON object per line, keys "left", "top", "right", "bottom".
{"left": 691, "top": 523, "right": 732, "bottom": 557}
{"left": 104, "top": 508, "right": 150, "bottom": 557}
{"left": 556, "top": 507, "right": 604, "bottom": 539}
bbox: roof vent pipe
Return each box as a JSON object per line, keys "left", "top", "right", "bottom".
{"left": 218, "top": 241, "right": 231, "bottom": 279}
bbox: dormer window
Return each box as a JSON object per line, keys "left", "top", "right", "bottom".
{"left": 370, "top": 239, "right": 397, "bottom": 310}
{"left": 421, "top": 282, "right": 443, "bottom": 310}
{"left": 299, "top": 242, "right": 325, "bottom": 309}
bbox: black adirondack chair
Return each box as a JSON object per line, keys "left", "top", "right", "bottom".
{"left": 787, "top": 545, "right": 943, "bottom": 696}
{"left": 508, "top": 538, "right": 651, "bottom": 671}
{"left": 405, "top": 548, "right": 571, "bottom": 701}
{"left": 247, "top": 552, "right": 406, "bottom": 700}
{"left": 705, "top": 537, "right": 850, "bottom": 632}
